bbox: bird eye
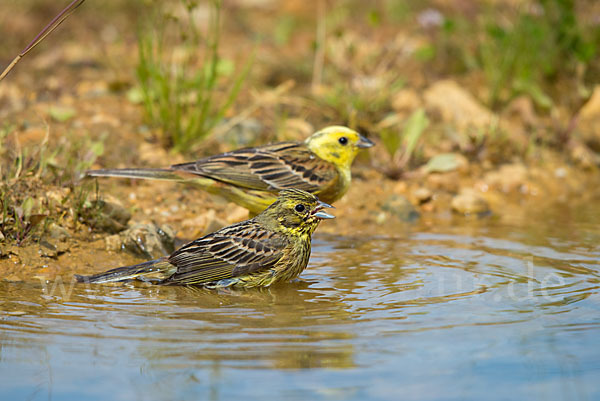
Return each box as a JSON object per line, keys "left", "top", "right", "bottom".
{"left": 295, "top": 204, "right": 305, "bottom": 213}
{"left": 338, "top": 136, "right": 348, "bottom": 145}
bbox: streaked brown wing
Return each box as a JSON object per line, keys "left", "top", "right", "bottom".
{"left": 170, "top": 142, "right": 339, "bottom": 193}
{"left": 165, "top": 221, "right": 288, "bottom": 285}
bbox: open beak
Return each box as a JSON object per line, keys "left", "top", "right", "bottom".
{"left": 357, "top": 134, "right": 375, "bottom": 149}
{"left": 312, "top": 201, "right": 335, "bottom": 220}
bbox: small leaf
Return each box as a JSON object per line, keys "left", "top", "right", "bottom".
{"left": 414, "top": 44, "right": 435, "bottom": 61}
{"left": 379, "top": 128, "right": 401, "bottom": 157}
{"left": 368, "top": 10, "right": 381, "bottom": 27}
{"left": 519, "top": 81, "right": 553, "bottom": 109}
{"left": 28, "top": 214, "right": 47, "bottom": 227}
{"left": 274, "top": 15, "right": 296, "bottom": 45}
{"left": 216, "top": 59, "right": 234, "bottom": 77}
{"left": 21, "top": 197, "right": 34, "bottom": 219}
{"left": 126, "top": 87, "right": 144, "bottom": 104}
{"left": 402, "top": 108, "right": 429, "bottom": 157}
{"left": 90, "top": 141, "right": 104, "bottom": 157}
{"left": 424, "top": 153, "right": 462, "bottom": 173}
{"left": 14, "top": 206, "right": 24, "bottom": 220}
{"left": 49, "top": 106, "right": 76, "bottom": 122}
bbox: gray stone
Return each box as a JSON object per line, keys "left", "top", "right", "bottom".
{"left": 81, "top": 199, "right": 131, "bottom": 234}
{"left": 413, "top": 187, "right": 433, "bottom": 204}
{"left": 381, "top": 195, "right": 420, "bottom": 222}
{"left": 451, "top": 189, "right": 490, "bottom": 216}
{"left": 424, "top": 80, "right": 495, "bottom": 132}
{"left": 46, "top": 223, "right": 71, "bottom": 241}
{"left": 106, "top": 223, "right": 175, "bottom": 259}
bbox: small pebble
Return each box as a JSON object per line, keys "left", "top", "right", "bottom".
{"left": 451, "top": 189, "right": 491, "bottom": 216}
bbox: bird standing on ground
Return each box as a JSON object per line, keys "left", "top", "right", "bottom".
{"left": 75, "top": 189, "right": 335, "bottom": 288}
{"left": 87, "top": 126, "right": 373, "bottom": 214}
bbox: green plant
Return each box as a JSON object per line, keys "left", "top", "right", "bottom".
{"left": 479, "top": 10, "right": 558, "bottom": 109}
{"left": 136, "top": 0, "right": 252, "bottom": 152}
{"left": 2, "top": 196, "right": 47, "bottom": 245}
{"left": 0, "top": 132, "right": 50, "bottom": 244}
{"left": 318, "top": 76, "right": 404, "bottom": 128}
{"left": 482, "top": 0, "right": 595, "bottom": 108}
{"left": 0, "top": 124, "right": 105, "bottom": 244}
{"left": 378, "top": 108, "right": 429, "bottom": 179}
{"left": 435, "top": 0, "right": 597, "bottom": 110}
{"left": 273, "top": 15, "right": 297, "bottom": 46}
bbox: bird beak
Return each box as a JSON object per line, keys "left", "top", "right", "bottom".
{"left": 357, "top": 134, "right": 375, "bottom": 148}
{"left": 312, "top": 201, "right": 335, "bottom": 219}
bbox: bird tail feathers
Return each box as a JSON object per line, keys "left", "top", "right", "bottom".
{"left": 75, "top": 259, "right": 175, "bottom": 284}
{"left": 86, "top": 168, "right": 185, "bottom": 181}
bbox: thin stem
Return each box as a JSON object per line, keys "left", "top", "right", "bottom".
{"left": 0, "top": 0, "right": 86, "bottom": 81}
{"left": 312, "top": 0, "right": 326, "bottom": 92}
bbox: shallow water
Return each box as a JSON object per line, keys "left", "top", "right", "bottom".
{"left": 1, "top": 203, "right": 599, "bottom": 401}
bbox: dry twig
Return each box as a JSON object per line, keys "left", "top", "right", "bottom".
{"left": 0, "top": 0, "right": 86, "bottom": 82}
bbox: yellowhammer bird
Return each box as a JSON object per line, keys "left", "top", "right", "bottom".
{"left": 75, "top": 189, "right": 334, "bottom": 288}
{"left": 87, "top": 126, "right": 373, "bottom": 214}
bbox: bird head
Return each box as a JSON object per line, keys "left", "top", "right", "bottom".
{"left": 257, "top": 189, "right": 335, "bottom": 236}
{"left": 305, "top": 126, "right": 374, "bottom": 169}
